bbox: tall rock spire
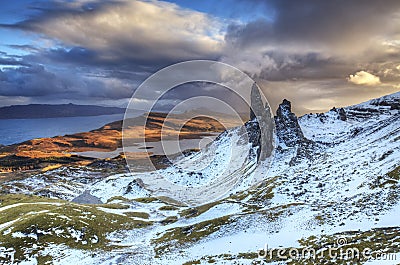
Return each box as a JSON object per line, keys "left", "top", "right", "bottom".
{"left": 275, "top": 99, "right": 305, "bottom": 147}
{"left": 274, "top": 99, "right": 315, "bottom": 165}
{"left": 247, "top": 83, "right": 274, "bottom": 162}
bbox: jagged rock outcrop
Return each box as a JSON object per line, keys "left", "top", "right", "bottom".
{"left": 274, "top": 99, "right": 315, "bottom": 165}
{"left": 275, "top": 99, "right": 306, "bottom": 147}
{"left": 247, "top": 83, "right": 275, "bottom": 162}
{"left": 330, "top": 107, "right": 347, "bottom": 121}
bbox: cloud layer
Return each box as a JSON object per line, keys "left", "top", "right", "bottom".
{"left": 0, "top": 0, "right": 399, "bottom": 114}
{"left": 13, "top": 0, "right": 224, "bottom": 65}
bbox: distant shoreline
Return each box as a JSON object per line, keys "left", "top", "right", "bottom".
{"left": 0, "top": 113, "right": 124, "bottom": 121}
{"left": 0, "top": 103, "right": 125, "bottom": 119}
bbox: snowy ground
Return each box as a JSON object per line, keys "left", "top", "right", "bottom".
{"left": 1, "top": 92, "right": 399, "bottom": 264}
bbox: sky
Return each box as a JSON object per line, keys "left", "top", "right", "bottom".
{"left": 0, "top": 0, "right": 400, "bottom": 114}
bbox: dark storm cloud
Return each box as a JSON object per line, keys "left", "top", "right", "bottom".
{"left": 227, "top": 0, "right": 400, "bottom": 50}
{"left": 0, "top": 0, "right": 227, "bottom": 105}
{"left": 30, "top": 46, "right": 177, "bottom": 75}
{"left": 0, "top": 65, "right": 70, "bottom": 97}
{"left": 0, "top": 64, "right": 134, "bottom": 100}
{"left": 0, "top": 47, "right": 176, "bottom": 105}
{"left": 0, "top": 56, "right": 30, "bottom": 67}
{"left": 269, "top": 0, "right": 400, "bottom": 47}
{"left": 219, "top": 0, "right": 400, "bottom": 113}
{"left": 7, "top": 44, "right": 40, "bottom": 52}
{"left": 0, "top": 0, "right": 399, "bottom": 113}
{"left": 257, "top": 52, "right": 354, "bottom": 81}
{"left": 0, "top": 0, "right": 227, "bottom": 106}
{"left": 224, "top": 0, "right": 400, "bottom": 81}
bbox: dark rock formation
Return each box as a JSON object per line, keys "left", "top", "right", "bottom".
{"left": 338, "top": 108, "right": 347, "bottom": 121}
{"left": 370, "top": 95, "right": 400, "bottom": 110}
{"left": 275, "top": 99, "right": 305, "bottom": 147}
{"left": 0, "top": 154, "right": 90, "bottom": 172}
{"left": 330, "top": 107, "right": 347, "bottom": 121}
{"left": 247, "top": 83, "right": 275, "bottom": 162}
{"left": 346, "top": 93, "right": 399, "bottom": 119}
{"left": 72, "top": 190, "right": 103, "bottom": 204}
{"left": 87, "top": 155, "right": 128, "bottom": 172}
{"left": 274, "top": 99, "right": 315, "bottom": 165}
{"left": 345, "top": 107, "right": 380, "bottom": 119}
{"left": 249, "top": 83, "right": 264, "bottom": 122}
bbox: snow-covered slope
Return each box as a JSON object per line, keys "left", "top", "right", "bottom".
{"left": 1, "top": 91, "right": 400, "bottom": 264}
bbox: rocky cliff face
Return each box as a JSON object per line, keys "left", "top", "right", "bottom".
{"left": 330, "top": 107, "right": 347, "bottom": 121}
{"left": 275, "top": 99, "right": 305, "bottom": 148}
{"left": 345, "top": 91, "right": 400, "bottom": 119}
{"left": 274, "top": 99, "right": 317, "bottom": 165}
{"left": 370, "top": 92, "right": 400, "bottom": 110}
{"left": 247, "top": 83, "right": 274, "bottom": 162}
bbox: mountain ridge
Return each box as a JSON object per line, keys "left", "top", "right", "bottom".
{"left": 0, "top": 103, "right": 125, "bottom": 119}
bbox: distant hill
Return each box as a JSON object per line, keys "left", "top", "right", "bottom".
{"left": 0, "top": 103, "right": 125, "bottom": 119}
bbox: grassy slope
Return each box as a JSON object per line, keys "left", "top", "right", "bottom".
{"left": 0, "top": 194, "right": 152, "bottom": 263}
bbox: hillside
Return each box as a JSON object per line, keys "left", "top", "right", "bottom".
{"left": 0, "top": 103, "right": 125, "bottom": 119}
{"left": 0, "top": 91, "right": 399, "bottom": 264}
{"left": 0, "top": 112, "right": 237, "bottom": 173}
